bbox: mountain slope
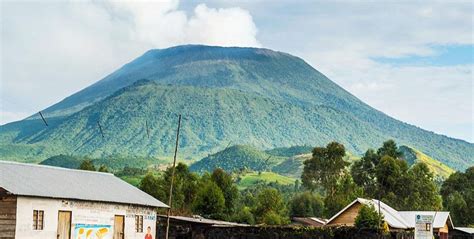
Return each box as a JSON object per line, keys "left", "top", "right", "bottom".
{"left": 399, "top": 145, "right": 455, "bottom": 179}
{"left": 1, "top": 45, "right": 472, "bottom": 169}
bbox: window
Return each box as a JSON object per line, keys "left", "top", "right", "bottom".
{"left": 33, "top": 210, "right": 44, "bottom": 230}
{"left": 135, "top": 215, "right": 143, "bottom": 232}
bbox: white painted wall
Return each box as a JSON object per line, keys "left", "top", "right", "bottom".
{"left": 15, "top": 196, "right": 157, "bottom": 239}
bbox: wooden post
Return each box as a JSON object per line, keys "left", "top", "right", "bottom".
{"left": 165, "top": 114, "right": 181, "bottom": 239}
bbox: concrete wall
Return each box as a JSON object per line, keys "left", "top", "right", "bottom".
{"left": 15, "top": 196, "right": 157, "bottom": 239}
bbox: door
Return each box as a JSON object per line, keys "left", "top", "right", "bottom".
{"left": 114, "top": 215, "right": 125, "bottom": 239}
{"left": 57, "top": 211, "right": 72, "bottom": 239}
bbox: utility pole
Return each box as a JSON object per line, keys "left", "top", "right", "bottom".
{"left": 38, "top": 111, "right": 48, "bottom": 126}
{"left": 165, "top": 114, "right": 181, "bottom": 239}
{"left": 97, "top": 121, "right": 105, "bottom": 139}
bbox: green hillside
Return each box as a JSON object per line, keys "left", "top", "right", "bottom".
{"left": 237, "top": 171, "right": 296, "bottom": 189}
{"left": 1, "top": 45, "right": 472, "bottom": 170}
{"left": 400, "top": 145, "right": 455, "bottom": 179}
{"left": 190, "top": 145, "right": 285, "bottom": 173}
{"left": 265, "top": 146, "right": 313, "bottom": 157}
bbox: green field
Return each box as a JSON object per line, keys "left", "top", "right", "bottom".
{"left": 237, "top": 171, "right": 296, "bottom": 189}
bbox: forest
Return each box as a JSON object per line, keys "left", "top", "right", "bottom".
{"left": 76, "top": 140, "right": 474, "bottom": 227}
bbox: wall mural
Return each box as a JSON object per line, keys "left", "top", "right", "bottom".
{"left": 74, "top": 224, "right": 112, "bottom": 239}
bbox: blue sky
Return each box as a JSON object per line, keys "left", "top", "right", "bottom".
{"left": 374, "top": 45, "right": 473, "bottom": 66}
{"left": 1, "top": 0, "right": 473, "bottom": 142}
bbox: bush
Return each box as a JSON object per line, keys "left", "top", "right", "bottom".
{"left": 355, "top": 204, "right": 383, "bottom": 230}
{"left": 289, "top": 191, "right": 324, "bottom": 217}
{"left": 193, "top": 181, "right": 226, "bottom": 218}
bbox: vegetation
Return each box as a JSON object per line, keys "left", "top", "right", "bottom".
{"left": 40, "top": 154, "right": 83, "bottom": 169}
{"left": 190, "top": 145, "right": 285, "bottom": 173}
{"left": 350, "top": 140, "right": 442, "bottom": 211}
{"left": 49, "top": 139, "right": 464, "bottom": 228}
{"left": 355, "top": 204, "right": 383, "bottom": 230}
{"left": 289, "top": 192, "right": 324, "bottom": 217}
{"left": 78, "top": 159, "right": 96, "bottom": 171}
{"left": 237, "top": 171, "right": 295, "bottom": 189}
{"left": 302, "top": 142, "right": 349, "bottom": 195}
{"left": 1, "top": 46, "right": 471, "bottom": 171}
{"left": 440, "top": 167, "right": 474, "bottom": 226}
{"left": 265, "top": 146, "right": 313, "bottom": 157}
{"left": 399, "top": 145, "right": 455, "bottom": 180}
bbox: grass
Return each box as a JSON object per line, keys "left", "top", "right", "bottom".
{"left": 237, "top": 171, "right": 296, "bottom": 189}
{"left": 412, "top": 148, "right": 455, "bottom": 178}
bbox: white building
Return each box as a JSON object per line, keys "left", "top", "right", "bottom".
{"left": 0, "top": 161, "right": 168, "bottom": 239}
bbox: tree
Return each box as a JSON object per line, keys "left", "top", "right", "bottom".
{"left": 374, "top": 155, "right": 409, "bottom": 209}
{"left": 262, "top": 211, "right": 283, "bottom": 225}
{"left": 441, "top": 167, "right": 474, "bottom": 226}
{"left": 324, "top": 172, "right": 363, "bottom": 217}
{"left": 232, "top": 206, "right": 255, "bottom": 225}
{"left": 377, "top": 139, "right": 402, "bottom": 159}
{"left": 351, "top": 140, "right": 402, "bottom": 199}
{"left": 139, "top": 163, "right": 199, "bottom": 214}
{"left": 139, "top": 172, "right": 164, "bottom": 200}
{"left": 162, "top": 163, "right": 199, "bottom": 213}
{"left": 211, "top": 168, "right": 239, "bottom": 214}
{"left": 98, "top": 165, "right": 109, "bottom": 172}
{"left": 254, "top": 188, "right": 288, "bottom": 224}
{"left": 78, "top": 159, "right": 96, "bottom": 171}
{"left": 289, "top": 192, "right": 324, "bottom": 217}
{"left": 355, "top": 204, "right": 383, "bottom": 230}
{"left": 302, "top": 142, "right": 348, "bottom": 195}
{"left": 404, "top": 163, "right": 442, "bottom": 210}
{"left": 351, "top": 149, "right": 379, "bottom": 197}
{"left": 193, "top": 180, "right": 225, "bottom": 219}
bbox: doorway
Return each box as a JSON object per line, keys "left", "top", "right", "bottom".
{"left": 57, "top": 211, "right": 72, "bottom": 239}
{"left": 114, "top": 215, "right": 125, "bottom": 239}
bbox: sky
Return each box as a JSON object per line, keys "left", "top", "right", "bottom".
{"left": 0, "top": 0, "right": 473, "bottom": 142}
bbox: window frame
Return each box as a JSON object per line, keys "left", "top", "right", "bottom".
{"left": 135, "top": 215, "right": 144, "bottom": 233}
{"left": 33, "top": 210, "right": 44, "bottom": 230}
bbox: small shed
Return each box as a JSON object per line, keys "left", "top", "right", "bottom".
{"left": 291, "top": 217, "right": 327, "bottom": 227}
{"left": 450, "top": 227, "right": 474, "bottom": 239}
{"left": 399, "top": 211, "right": 454, "bottom": 239}
{"left": 0, "top": 161, "right": 168, "bottom": 239}
{"left": 156, "top": 215, "right": 248, "bottom": 239}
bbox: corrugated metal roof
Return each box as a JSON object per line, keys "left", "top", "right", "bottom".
{"left": 454, "top": 227, "right": 474, "bottom": 234}
{"left": 399, "top": 211, "right": 452, "bottom": 228}
{"left": 326, "top": 198, "right": 410, "bottom": 229}
{"left": 359, "top": 198, "right": 410, "bottom": 229}
{"left": 158, "top": 215, "right": 248, "bottom": 226}
{"left": 0, "top": 161, "right": 168, "bottom": 208}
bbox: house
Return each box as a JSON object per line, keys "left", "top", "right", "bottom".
{"left": 0, "top": 161, "right": 168, "bottom": 239}
{"left": 326, "top": 198, "right": 454, "bottom": 238}
{"left": 291, "top": 217, "right": 327, "bottom": 227}
{"left": 450, "top": 227, "right": 474, "bottom": 239}
{"left": 326, "top": 198, "right": 409, "bottom": 230}
{"left": 156, "top": 215, "right": 248, "bottom": 239}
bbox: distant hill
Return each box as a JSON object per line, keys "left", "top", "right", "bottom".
{"left": 190, "top": 145, "right": 285, "bottom": 173}
{"left": 399, "top": 145, "right": 455, "bottom": 179}
{"left": 265, "top": 146, "right": 313, "bottom": 157}
{"left": 1, "top": 45, "right": 472, "bottom": 170}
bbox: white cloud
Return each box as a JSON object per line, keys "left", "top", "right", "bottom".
{"left": 249, "top": 1, "right": 473, "bottom": 142}
{"left": 0, "top": 0, "right": 259, "bottom": 125}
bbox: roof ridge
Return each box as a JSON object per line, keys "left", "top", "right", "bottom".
{"left": 0, "top": 160, "right": 113, "bottom": 176}
{"left": 372, "top": 199, "right": 409, "bottom": 227}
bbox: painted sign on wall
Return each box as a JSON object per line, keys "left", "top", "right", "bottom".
{"left": 415, "top": 214, "right": 434, "bottom": 239}
{"left": 74, "top": 224, "right": 112, "bottom": 239}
